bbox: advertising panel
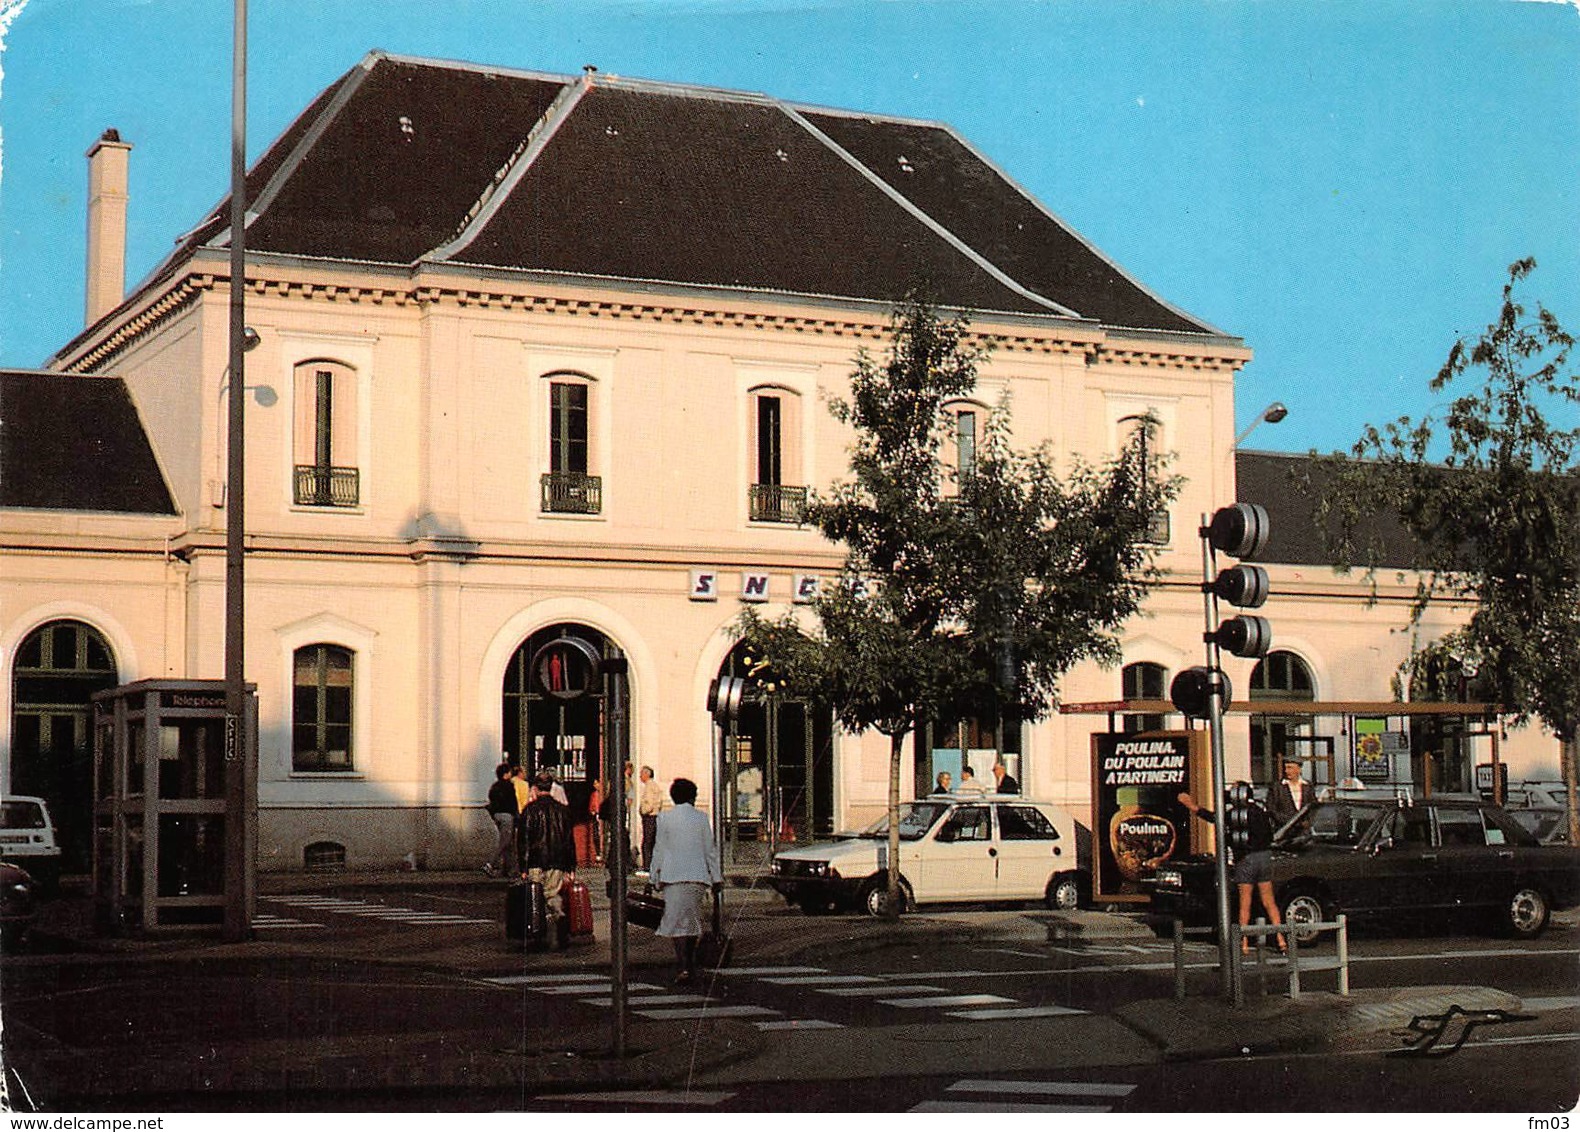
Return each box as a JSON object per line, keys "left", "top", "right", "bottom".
{"left": 1091, "top": 731, "right": 1208, "bottom": 902}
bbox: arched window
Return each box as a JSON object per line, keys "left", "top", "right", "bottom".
{"left": 1249, "top": 650, "right": 1317, "bottom": 788}
{"left": 293, "top": 360, "right": 359, "bottom": 507}
{"left": 748, "top": 385, "right": 805, "bottom": 523}
{"left": 10, "top": 619, "right": 119, "bottom": 871}
{"left": 1122, "top": 661, "right": 1169, "bottom": 734}
{"left": 293, "top": 644, "right": 354, "bottom": 771}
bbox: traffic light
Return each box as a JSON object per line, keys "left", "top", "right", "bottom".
{"left": 1204, "top": 503, "right": 1273, "bottom": 660}
{"left": 706, "top": 675, "right": 745, "bottom": 721}
{"left": 1225, "top": 782, "right": 1257, "bottom": 851}
{"left": 1170, "top": 665, "right": 1233, "bottom": 721}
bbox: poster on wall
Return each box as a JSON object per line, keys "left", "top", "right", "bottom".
{"left": 1091, "top": 731, "right": 1208, "bottom": 902}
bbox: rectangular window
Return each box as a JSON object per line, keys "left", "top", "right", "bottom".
{"left": 956, "top": 410, "right": 977, "bottom": 480}
{"left": 293, "top": 645, "right": 354, "bottom": 772}
{"left": 757, "top": 396, "right": 783, "bottom": 486}
{"left": 550, "top": 382, "right": 589, "bottom": 475}
{"left": 314, "top": 369, "right": 334, "bottom": 470}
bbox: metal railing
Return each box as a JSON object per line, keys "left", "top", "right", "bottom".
{"left": 293, "top": 465, "right": 360, "bottom": 508}
{"left": 749, "top": 483, "right": 808, "bottom": 524}
{"left": 541, "top": 471, "right": 603, "bottom": 515}
{"left": 1171, "top": 914, "right": 1350, "bottom": 1002}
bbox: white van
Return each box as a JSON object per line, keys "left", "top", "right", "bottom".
{"left": 0, "top": 796, "right": 62, "bottom": 889}
{"left": 769, "top": 794, "right": 1089, "bottom": 916}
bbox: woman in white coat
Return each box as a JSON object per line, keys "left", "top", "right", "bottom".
{"left": 647, "top": 777, "right": 723, "bottom": 984}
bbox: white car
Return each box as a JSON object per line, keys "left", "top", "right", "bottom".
{"left": 768, "top": 794, "right": 1089, "bottom": 916}
{"left": 0, "top": 796, "right": 61, "bottom": 890}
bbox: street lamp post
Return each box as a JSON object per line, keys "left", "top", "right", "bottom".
{"left": 222, "top": 0, "right": 251, "bottom": 943}
{"left": 1233, "top": 401, "right": 1289, "bottom": 449}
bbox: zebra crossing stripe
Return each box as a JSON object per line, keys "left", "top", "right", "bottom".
{"left": 486, "top": 972, "right": 607, "bottom": 986}
{"left": 878, "top": 993, "right": 1015, "bottom": 1008}
{"left": 718, "top": 966, "right": 826, "bottom": 976}
{"left": 820, "top": 984, "right": 945, "bottom": 997}
{"left": 540, "top": 1090, "right": 734, "bottom": 1106}
{"left": 763, "top": 974, "right": 882, "bottom": 986}
{"left": 634, "top": 1005, "right": 780, "bottom": 1020}
{"left": 583, "top": 994, "right": 712, "bottom": 1007}
{"left": 946, "top": 1005, "right": 1087, "bottom": 1020}
{"left": 252, "top": 918, "right": 325, "bottom": 930}
{"left": 755, "top": 1018, "right": 845, "bottom": 1031}
{"left": 947, "top": 1080, "right": 1135, "bottom": 1098}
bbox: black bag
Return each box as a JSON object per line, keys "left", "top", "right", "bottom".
{"left": 506, "top": 880, "right": 549, "bottom": 948}
{"left": 625, "top": 886, "right": 664, "bottom": 931}
{"left": 697, "top": 886, "right": 731, "bottom": 970}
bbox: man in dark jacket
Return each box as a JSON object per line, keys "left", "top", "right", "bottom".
{"left": 1267, "top": 759, "right": 1314, "bottom": 827}
{"left": 519, "top": 771, "right": 578, "bottom": 903}
{"left": 484, "top": 762, "right": 518, "bottom": 877}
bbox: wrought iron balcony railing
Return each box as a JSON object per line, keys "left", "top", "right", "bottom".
{"left": 749, "top": 483, "right": 808, "bottom": 524}
{"left": 541, "top": 471, "right": 603, "bottom": 515}
{"left": 294, "top": 465, "right": 360, "bottom": 508}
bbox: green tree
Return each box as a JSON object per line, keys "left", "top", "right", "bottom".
{"left": 1309, "top": 259, "right": 1580, "bottom": 839}
{"left": 736, "top": 297, "right": 1177, "bottom": 916}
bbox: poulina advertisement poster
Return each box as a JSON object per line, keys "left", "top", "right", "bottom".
{"left": 1091, "top": 731, "right": 1209, "bottom": 901}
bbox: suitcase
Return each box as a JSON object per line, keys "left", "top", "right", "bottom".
{"left": 625, "top": 886, "right": 664, "bottom": 931}
{"left": 505, "top": 880, "right": 549, "bottom": 948}
{"left": 563, "top": 878, "right": 595, "bottom": 941}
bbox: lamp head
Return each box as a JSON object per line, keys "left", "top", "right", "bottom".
{"left": 1263, "top": 402, "right": 1288, "bottom": 424}
{"left": 241, "top": 326, "right": 261, "bottom": 353}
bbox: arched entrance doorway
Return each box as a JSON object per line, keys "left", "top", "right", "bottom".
{"left": 716, "top": 643, "right": 834, "bottom": 854}
{"left": 1249, "top": 650, "right": 1327, "bottom": 789}
{"left": 502, "top": 623, "right": 623, "bottom": 858}
{"left": 10, "top": 619, "right": 119, "bottom": 871}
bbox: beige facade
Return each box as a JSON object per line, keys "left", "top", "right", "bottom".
{"left": 3, "top": 57, "right": 1558, "bottom": 874}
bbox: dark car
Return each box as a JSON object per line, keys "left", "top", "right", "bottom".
{"left": 0, "top": 860, "right": 38, "bottom": 949}
{"left": 1145, "top": 796, "right": 1580, "bottom": 941}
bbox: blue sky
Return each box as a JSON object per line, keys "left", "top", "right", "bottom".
{"left": 1, "top": 0, "right": 1576, "bottom": 454}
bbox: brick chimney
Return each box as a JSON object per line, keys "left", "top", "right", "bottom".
{"left": 85, "top": 128, "right": 132, "bottom": 326}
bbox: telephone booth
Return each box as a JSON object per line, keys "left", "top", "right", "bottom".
{"left": 91, "top": 679, "right": 256, "bottom": 934}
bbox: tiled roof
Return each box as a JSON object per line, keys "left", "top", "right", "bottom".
{"left": 129, "top": 53, "right": 1228, "bottom": 335}
{"left": 1236, "top": 450, "right": 1417, "bottom": 569}
{"left": 0, "top": 371, "right": 176, "bottom": 514}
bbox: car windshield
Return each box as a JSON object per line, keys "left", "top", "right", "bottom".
{"left": 1276, "top": 801, "right": 1386, "bottom": 848}
{"left": 0, "top": 802, "right": 44, "bottom": 829}
{"left": 859, "top": 802, "right": 948, "bottom": 841}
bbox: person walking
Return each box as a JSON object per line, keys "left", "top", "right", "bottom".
{"left": 648, "top": 777, "right": 723, "bottom": 984}
{"left": 483, "top": 762, "right": 518, "bottom": 877}
{"left": 1267, "top": 759, "right": 1313, "bottom": 827}
{"left": 519, "top": 771, "right": 578, "bottom": 942}
{"left": 638, "top": 764, "right": 664, "bottom": 868}
{"left": 1179, "top": 786, "right": 1286, "bottom": 956}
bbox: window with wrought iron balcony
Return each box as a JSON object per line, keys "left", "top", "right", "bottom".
{"left": 749, "top": 482, "right": 807, "bottom": 524}
{"left": 541, "top": 470, "right": 603, "bottom": 515}
{"left": 294, "top": 464, "right": 360, "bottom": 508}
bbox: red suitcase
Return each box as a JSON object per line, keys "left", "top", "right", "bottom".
{"left": 562, "top": 878, "right": 595, "bottom": 941}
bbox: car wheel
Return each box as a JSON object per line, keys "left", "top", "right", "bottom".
{"left": 1045, "top": 872, "right": 1083, "bottom": 912}
{"left": 860, "top": 876, "right": 909, "bottom": 918}
{"left": 1503, "top": 886, "right": 1550, "bottom": 938}
{"left": 1281, "top": 890, "right": 1329, "bottom": 945}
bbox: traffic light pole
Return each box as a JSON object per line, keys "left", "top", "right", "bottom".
{"left": 1200, "top": 515, "right": 1242, "bottom": 1005}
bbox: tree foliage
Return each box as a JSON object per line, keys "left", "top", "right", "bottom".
{"left": 736, "top": 296, "right": 1178, "bottom": 914}
{"left": 1306, "top": 258, "right": 1579, "bottom": 835}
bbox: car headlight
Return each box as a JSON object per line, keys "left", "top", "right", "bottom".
{"left": 1152, "top": 867, "right": 1184, "bottom": 890}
